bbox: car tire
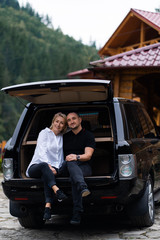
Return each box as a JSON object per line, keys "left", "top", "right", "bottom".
{"left": 18, "top": 206, "right": 45, "bottom": 229}
{"left": 128, "top": 177, "right": 154, "bottom": 227}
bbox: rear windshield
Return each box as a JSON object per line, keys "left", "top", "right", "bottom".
{"left": 24, "top": 107, "right": 112, "bottom": 142}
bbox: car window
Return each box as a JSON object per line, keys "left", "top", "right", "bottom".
{"left": 123, "top": 104, "right": 143, "bottom": 139}
{"left": 26, "top": 108, "right": 112, "bottom": 141}
{"left": 136, "top": 106, "right": 150, "bottom": 137}
{"left": 80, "top": 110, "right": 111, "bottom": 137}
{"left": 142, "top": 107, "right": 156, "bottom": 138}
{"left": 124, "top": 103, "right": 156, "bottom": 139}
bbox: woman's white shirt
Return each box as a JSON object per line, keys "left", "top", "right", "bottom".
{"left": 26, "top": 127, "right": 64, "bottom": 177}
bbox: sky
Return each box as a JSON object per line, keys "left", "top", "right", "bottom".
{"left": 18, "top": 0, "right": 160, "bottom": 48}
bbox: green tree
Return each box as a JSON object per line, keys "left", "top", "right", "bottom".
{"left": 0, "top": 0, "right": 19, "bottom": 9}
{"left": 0, "top": 2, "right": 98, "bottom": 141}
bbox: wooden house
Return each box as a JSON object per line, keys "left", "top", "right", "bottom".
{"left": 68, "top": 9, "right": 160, "bottom": 125}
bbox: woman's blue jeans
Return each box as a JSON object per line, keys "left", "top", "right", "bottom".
{"left": 28, "top": 162, "right": 57, "bottom": 203}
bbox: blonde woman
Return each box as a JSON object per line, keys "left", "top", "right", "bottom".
{"left": 26, "top": 112, "right": 67, "bottom": 220}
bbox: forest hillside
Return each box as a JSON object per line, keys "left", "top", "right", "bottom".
{"left": 0, "top": 0, "right": 99, "bottom": 141}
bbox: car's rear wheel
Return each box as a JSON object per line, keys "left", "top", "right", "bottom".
{"left": 18, "top": 206, "right": 45, "bottom": 229}
{"left": 128, "top": 177, "right": 154, "bottom": 227}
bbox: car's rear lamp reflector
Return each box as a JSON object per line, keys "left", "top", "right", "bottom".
{"left": 101, "top": 196, "right": 117, "bottom": 199}
{"left": 14, "top": 198, "right": 28, "bottom": 201}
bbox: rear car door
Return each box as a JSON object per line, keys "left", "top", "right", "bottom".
{"left": 122, "top": 102, "right": 160, "bottom": 191}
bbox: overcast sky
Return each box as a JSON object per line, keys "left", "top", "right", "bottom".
{"left": 18, "top": 0, "right": 160, "bottom": 48}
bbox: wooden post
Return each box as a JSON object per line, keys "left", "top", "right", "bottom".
{"left": 114, "top": 74, "right": 120, "bottom": 97}
{"left": 119, "top": 77, "right": 133, "bottom": 99}
{"left": 140, "top": 22, "right": 145, "bottom": 47}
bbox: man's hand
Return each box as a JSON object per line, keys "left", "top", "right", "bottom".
{"left": 66, "top": 147, "right": 94, "bottom": 162}
{"left": 66, "top": 154, "right": 77, "bottom": 161}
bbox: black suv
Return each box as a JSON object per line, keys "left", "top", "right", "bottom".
{"left": 1, "top": 79, "right": 160, "bottom": 228}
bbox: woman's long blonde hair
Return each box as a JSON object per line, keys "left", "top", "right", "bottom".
{"left": 50, "top": 112, "right": 67, "bottom": 134}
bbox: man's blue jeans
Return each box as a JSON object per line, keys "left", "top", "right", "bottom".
{"left": 66, "top": 161, "right": 92, "bottom": 213}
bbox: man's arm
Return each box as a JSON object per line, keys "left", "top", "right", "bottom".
{"left": 65, "top": 147, "right": 94, "bottom": 162}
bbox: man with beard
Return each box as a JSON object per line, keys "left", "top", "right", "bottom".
{"left": 63, "top": 112, "right": 95, "bottom": 225}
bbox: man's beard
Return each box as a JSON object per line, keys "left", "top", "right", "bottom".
{"left": 70, "top": 123, "right": 80, "bottom": 130}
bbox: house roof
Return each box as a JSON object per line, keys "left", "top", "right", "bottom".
{"left": 67, "top": 68, "right": 91, "bottom": 78}
{"left": 133, "top": 9, "right": 160, "bottom": 30}
{"left": 99, "top": 8, "right": 160, "bottom": 56}
{"left": 68, "top": 9, "right": 160, "bottom": 78}
{"left": 91, "top": 42, "right": 160, "bottom": 68}
{"left": 68, "top": 42, "right": 160, "bottom": 78}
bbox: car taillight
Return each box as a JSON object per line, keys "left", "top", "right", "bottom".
{"left": 2, "top": 158, "right": 13, "bottom": 180}
{"left": 118, "top": 154, "right": 137, "bottom": 180}
{"left": 1, "top": 147, "right": 5, "bottom": 161}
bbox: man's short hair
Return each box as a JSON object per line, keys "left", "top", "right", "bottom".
{"left": 67, "top": 112, "right": 80, "bottom": 118}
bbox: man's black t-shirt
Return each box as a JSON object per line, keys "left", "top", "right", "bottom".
{"left": 63, "top": 128, "right": 96, "bottom": 158}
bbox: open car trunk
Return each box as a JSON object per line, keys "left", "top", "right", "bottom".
{"left": 2, "top": 79, "right": 116, "bottom": 179}
{"left": 20, "top": 105, "right": 115, "bottom": 179}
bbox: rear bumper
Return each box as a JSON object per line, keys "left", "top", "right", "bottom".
{"left": 1, "top": 176, "right": 145, "bottom": 206}
{"left": 2, "top": 179, "right": 45, "bottom": 204}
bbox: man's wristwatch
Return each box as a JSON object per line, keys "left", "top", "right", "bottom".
{"left": 76, "top": 155, "right": 80, "bottom": 160}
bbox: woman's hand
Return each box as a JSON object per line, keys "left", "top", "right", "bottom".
{"left": 48, "top": 164, "right": 57, "bottom": 175}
